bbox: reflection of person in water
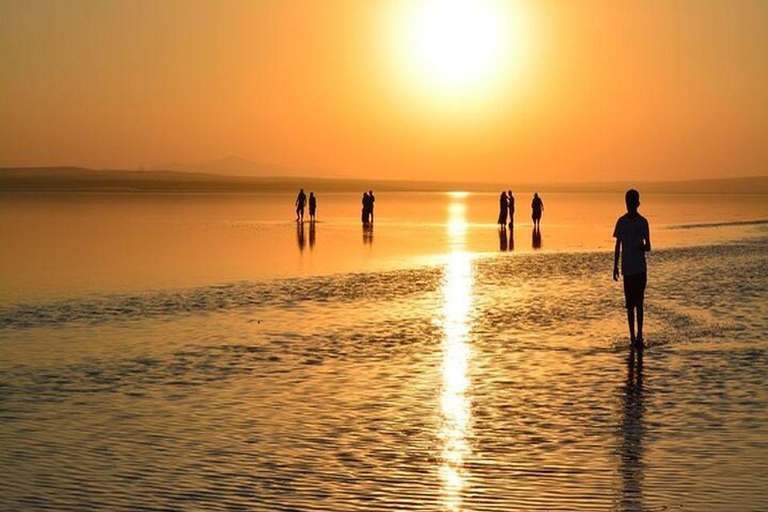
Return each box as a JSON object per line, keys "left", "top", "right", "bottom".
{"left": 308, "top": 192, "right": 317, "bottom": 222}
{"left": 532, "top": 225, "right": 542, "bottom": 249}
{"left": 508, "top": 226, "right": 514, "bottom": 251}
{"left": 507, "top": 190, "right": 515, "bottom": 226}
{"left": 309, "top": 220, "right": 316, "bottom": 249}
{"left": 498, "top": 225, "right": 508, "bottom": 251}
{"left": 618, "top": 351, "right": 645, "bottom": 511}
{"left": 296, "top": 220, "right": 306, "bottom": 251}
{"left": 362, "top": 223, "right": 374, "bottom": 245}
{"left": 497, "top": 191, "right": 508, "bottom": 226}
{"left": 295, "top": 188, "right": 307, "bottom": 222}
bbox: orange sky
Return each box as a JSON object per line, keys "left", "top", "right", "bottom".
{"left": 1, "top": 0, "right": 766, "bottom": 182}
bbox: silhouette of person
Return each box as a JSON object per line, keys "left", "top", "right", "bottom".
{"left": 308, "top": 192, "right": 317, "bottom": 222}
{"left": 498, "top": 225, "right": 508, "bottom": 251}
{"left": 309, "top": 220, "right": 316, "bottom": 249}
{"left": 613, "top": 189, "right": 651, "bottom": 352}
{"left": 368, "top": 190, "right": 376, "bottom": 224}
{"left": 532, "top": 225, "right": 542, "bottom": 249}
{"left": 497, "top": 191, "right": 508, "bottom": 226}
{"left": 295, "top": 188, "right": 307, "bottom": 222}
{"left": 507, "top": 190, "right": 515, "bottom": 226}
{"left": 531, "top": 192, "right": 543, "bottom": 228}
{"left": 296, "top": 220, "right": 306, "bottom": 251}
{"left": 618, "top": 350, "right": 645, "bottom": 511}
{"left": 362, "top": 192, "right": 370, "bottom": 224}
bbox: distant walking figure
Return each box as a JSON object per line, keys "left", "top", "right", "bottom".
{"left": 531, "top": 192, "right": 543, "bottom": 228}
{"left": 361, "top": 192, "right": 370, "bottom": 224}
{"left": 308, "top": 192, "right": 317, "bottom": 222}
{"left": 497, "top": 191, "right": 508, "bottom": 225}
{"left": 507, "top": 190, "right": 515, "bottom": 226}
{"left": 613, "top": 189, "right": 651, "bottom": 352}
{"left": 295, "top": 189, "right": 307, "bottom": 222}
{"left": 368, "top": 190, "right": 376, "bottom": 224}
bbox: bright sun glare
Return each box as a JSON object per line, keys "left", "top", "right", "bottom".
{"left": 392, "top": 0, "right": 528, "bottom": 102}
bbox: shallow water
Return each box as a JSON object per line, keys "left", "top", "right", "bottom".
{"left": 1, "top": 191, "right": 765, "bottom": 301}
{"left": 1, "top": 192, "right": 767, "bottom": 511}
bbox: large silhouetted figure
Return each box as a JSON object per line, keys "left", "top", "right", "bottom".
{"left": 497, "top": 191, "right": 508, "bottom": 225}
{"left": 613, "top": 189, "right": 651, "bottom": 352}
{"left": 531, "top": 192, "right": 543, "bottom": 228}
{"left": 308, "top": 192, "right": 317, "bottom": 222}
{"left": 295, "top": 189, "right": 307, "bottom": 222}
{"left": 507, "top": 190, "right": 515, "bottom": 226}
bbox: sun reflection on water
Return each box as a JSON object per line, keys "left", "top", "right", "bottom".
{"left": 440, "top": 194, "right": 473, "bottom": 511}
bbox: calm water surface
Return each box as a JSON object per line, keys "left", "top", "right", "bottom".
{"left": 1, "top": 192, "right": 767, "bottom": 511}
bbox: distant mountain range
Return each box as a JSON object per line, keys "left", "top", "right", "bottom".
{"left": 1, "top": 166, "right": 767, "bottom": 194}
{"left": 155, "top": 156, "right": 331, "bottom": 178}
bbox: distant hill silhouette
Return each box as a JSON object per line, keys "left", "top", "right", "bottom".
{"left": 156, "top": 156, "right": 331, "bottom": 178}
{"left": 1, "top": 167, "right": 767, "bottom": 194}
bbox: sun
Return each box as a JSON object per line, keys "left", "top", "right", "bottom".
{"left": 391, "top": 0, "right": 528, "bottom": 101}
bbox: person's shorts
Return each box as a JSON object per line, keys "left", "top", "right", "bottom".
{"left": 623, "top": 272, "right": 647, "bottom": 309}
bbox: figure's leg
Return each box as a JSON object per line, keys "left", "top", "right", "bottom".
{"left": 636, "top": 303, "right": 644, "bottom": 347}
{"left": 627, "top": 307, "right": 636, "bottom": 346}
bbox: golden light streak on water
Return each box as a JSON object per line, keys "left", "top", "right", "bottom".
{"left": 440, "top": 194, "right": 473, "bottom": 511}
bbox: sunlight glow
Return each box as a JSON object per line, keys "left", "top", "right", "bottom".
{"left": 391, "top": 0, "right": 531, "bottom": 105}
{"left": 440, "top": 194, "right": 473, "bottom": 511}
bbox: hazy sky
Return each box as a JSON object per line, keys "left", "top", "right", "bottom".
{"left": 1, "top": 0, "right": 766, "bottom": 182}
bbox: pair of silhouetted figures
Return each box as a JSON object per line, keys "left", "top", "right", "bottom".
{"left": 295, "top": 189, "right": 317, "bottom": 222}
{"left": 361, "top": 190, "right": 375, "bottom": 225}
{"left": 497, "top": 190, "right": 515, "bottom": 226}
{"left": 497, "top": 191, "right": 544, "bottom": 228}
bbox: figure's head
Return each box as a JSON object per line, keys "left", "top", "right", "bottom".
{"left": 310, "top": 192, "right": 314, "bottom": 197}
{"left": 534, "top": 192, "right": 539, "bottom": 198}
{"left": 369, "top": 190, "right": 373, "bottom": 194}
{"left": 625, "top": 189, "right": 640, "bottom": 213}
{"left": 507, "top": 190, "right": 512, "bottom": 196}
{"left": 300, "top": 188, "right": 304, "bottom": 193}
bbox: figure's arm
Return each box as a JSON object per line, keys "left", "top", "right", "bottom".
{"left": 613, "top": 238, "right": 621, "bottom": 281}
{"left": 643, "top": 223, "right": 651, "bottom": 252}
